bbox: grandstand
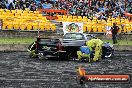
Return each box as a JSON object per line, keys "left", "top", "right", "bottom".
{"left": 0, "top": 0, "right": 131, "bottom": 33}
{"left": 0, "top": 9, "right": 56, "bottom": 31}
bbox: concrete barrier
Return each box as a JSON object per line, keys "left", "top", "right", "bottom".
{"left": 0, "top": 44, "right": 131, "bottom": 51}
{"left": 0, "top": 30, "right": 132, "bottom": 40}
{"left": 0, "top": 30, "right": 62, "bottom": 38}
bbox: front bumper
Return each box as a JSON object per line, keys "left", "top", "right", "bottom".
{"left": 38, "top": 50, "right": 67, "bottom": 58}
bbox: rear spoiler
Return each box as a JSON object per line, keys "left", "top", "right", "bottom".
{"left": 36, "top": 37, "right": 61, "bottom": 43}
{"left": 36, "top": 37, "right": 60, "bottom": 40}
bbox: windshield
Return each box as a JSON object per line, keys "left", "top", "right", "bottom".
{"left": 63, "top": 33, "right": 84, "bottom": 40}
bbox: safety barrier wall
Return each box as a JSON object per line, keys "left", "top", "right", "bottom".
{"left": 37, "top": 9, "right": 67, "bottom": 20}
{"left": 0, "top": 30, "right": 132, "bottom": 40}
{"left": 0, "top": 30, "right": 62, "bottom": 38}
{"left": 38, "top": 9, "right": 67, "bottom": 15}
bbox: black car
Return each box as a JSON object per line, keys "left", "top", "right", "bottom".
{"left": 61, "top": 33, "right": 97, "bottom": 59}
{"left": 28, "top": 33, "right": 114, "bottom": 60}
{"left": 35, "top": 38, "right": 66, "bottom": 59}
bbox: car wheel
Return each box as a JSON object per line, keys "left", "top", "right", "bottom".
{"left": 104, "top": 48, "right": 114, "bottom": 58}
{"left": 67, "top": 52, "right": 75, "bottom": 60}
{"left": 66, "top": 52, "right": 72, "bottom": 60}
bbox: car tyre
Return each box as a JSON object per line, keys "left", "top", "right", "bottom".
{"left": 66, "top": 52, "right": 75, "bottom": 60}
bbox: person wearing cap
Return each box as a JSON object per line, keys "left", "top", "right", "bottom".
{"left": 86, "top": 39, "right": 103, "bottom": 61}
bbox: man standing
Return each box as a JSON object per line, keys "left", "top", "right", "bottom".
{"left": 111, "top": 23, "right": 119, "bottom": 44}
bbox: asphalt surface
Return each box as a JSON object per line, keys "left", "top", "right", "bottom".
{"left": 0, "top": 51, "right": 132, "bottom": 88}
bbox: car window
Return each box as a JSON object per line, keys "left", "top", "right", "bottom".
{"left": 76, "top": 34, "right": 83, "bottom": 40}
{"left": 63, "top": 33, "right": 84, "bottom": 40}
{"left": 86, "top": 35, "right": 95, "bottom": 40}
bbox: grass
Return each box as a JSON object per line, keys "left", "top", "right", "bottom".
{"left": 0, "top": 38, "right": 35, "bottom": 44}
{"left": 102, "top": 39, "right": 132, "bottom": 45}
{"left": 0, "top": 38, "right": 131, "bottom": 45}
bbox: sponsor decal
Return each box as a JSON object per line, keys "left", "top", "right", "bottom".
{"left": 63, "top": 22, "right": 83, "bottom": 34}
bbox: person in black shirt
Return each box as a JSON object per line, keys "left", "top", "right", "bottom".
{"left": 111, "top": 23, "right": 120, "bottom": 44}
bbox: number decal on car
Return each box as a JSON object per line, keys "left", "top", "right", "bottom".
{"left": 43, "top": 46, "right": 48, "bottom": 49}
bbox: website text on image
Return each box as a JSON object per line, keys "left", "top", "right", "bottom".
{"left": 63, "top": 22, "right": 83, "bottom": 35}
{"left": 77, "top": 67, "right": 130, "bottom": 84}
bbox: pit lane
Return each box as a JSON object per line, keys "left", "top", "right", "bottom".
{"left": 0, "top": 51, "right": 132, "bottom": 88}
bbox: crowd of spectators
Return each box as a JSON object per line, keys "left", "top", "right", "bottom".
{"left": 54, "top": 0, "right": 132, "bottom": 20}
{"left": 0, "top": 0, "right": 132, "bottom": 20}
{"left": 0, "top": 0, "right": 38, "bottom": 11}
